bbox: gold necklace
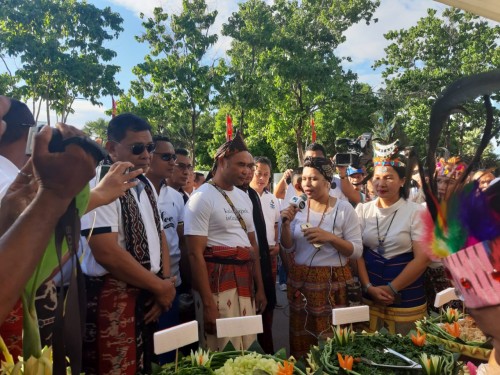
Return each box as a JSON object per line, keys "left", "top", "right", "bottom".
{"left": 306, "top": 197, "right": 329, "bottom": 227}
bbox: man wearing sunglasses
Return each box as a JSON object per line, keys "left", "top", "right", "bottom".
{"left": 81, "top": 113, "right": 175, "bottom": 375}
{"left": 167, "top": 148, "right": 193, "bottom": 204}
{"left": 145, "top": 135, "right": 187, "bottom": 363}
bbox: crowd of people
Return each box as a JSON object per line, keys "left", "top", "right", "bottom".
{"left": 0, "top": 95, "right": 499, "bottom": 374}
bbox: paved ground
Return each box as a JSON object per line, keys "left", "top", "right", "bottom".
{"left": 272, "top": 283, "right": 290, "bottom": 355}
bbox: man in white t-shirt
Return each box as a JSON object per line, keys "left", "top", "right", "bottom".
{"left": 145, "top": 135, "right": 186, "bottom": 363}
{"left": 185, "top": 131, "right": 267, "bottom": 351}
{"left": 81, "top": 114, "right": 175, "bottom": 375}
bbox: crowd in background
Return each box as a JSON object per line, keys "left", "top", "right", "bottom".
{"left": 0, "top": 95, "right": 498, "bottom": 374}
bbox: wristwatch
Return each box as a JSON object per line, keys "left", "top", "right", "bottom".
{"left": 339, "top": 175, "right": 347, "bottom": 180}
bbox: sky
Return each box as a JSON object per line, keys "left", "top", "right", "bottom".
{"left": 3, "top": 0, "right": 456, "bottom": 128}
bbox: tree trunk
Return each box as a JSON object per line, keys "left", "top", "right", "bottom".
{"left": 296, "top": 125, "right": 304, "bottom": 166}
{"left": 46, "top": 99, "right": 50, "bottom": 126}
{"left": 191, "top": 111, "right": 196, "bottom": 168}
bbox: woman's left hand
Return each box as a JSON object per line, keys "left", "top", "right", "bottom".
{"left": 302, "top": 227, "right": 333, "bottom": 246}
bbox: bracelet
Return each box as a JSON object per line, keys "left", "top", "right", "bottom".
{"left": 339, "top": 175, "right": 347, "bottom": 180}
{"left": 362, "top": 283, "right": 372, "bottom": 294}
{"left": 387, "top": 282, "right": 398, "bottom": 295}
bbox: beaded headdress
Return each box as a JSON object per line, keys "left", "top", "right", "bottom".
{"left": 435, "top": 156, "right": 467, "bottom": 179}
{"left": 370, "top": 112, "right": 405, "bottom": 168}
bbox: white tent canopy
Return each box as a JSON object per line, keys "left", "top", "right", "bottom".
{"left": 435, "top": 0, "right": 500, "bottom": 22}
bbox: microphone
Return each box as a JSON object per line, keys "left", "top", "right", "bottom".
{"left": 282, "top": 193, "right": 307, "bottom": 223}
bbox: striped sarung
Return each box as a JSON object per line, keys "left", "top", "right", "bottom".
{"left": 362, "top": 249, "right": 427, "bottom": 334}
{"left": 287, "top": 263, "right": 352, "bottom": 359}
{"left": 83, "top": 275, "right": 157, "bottom": 375}
{"left": 203, "top": 246, "right": 254, "bottom": 297}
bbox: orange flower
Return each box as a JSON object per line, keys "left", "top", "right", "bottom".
{"left": 411, "top": 331, "right": 426, "bottom": 346}
{"left": 276, "top": 360, "right": 294, "bottom": 375}
{"left": 444, "top": 322, "right": 461, "bottom": 338}
{"left": 337, "top": 352, "right": 354, "bottom": 371}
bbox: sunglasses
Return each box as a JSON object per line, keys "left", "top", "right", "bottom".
{"left": 175, "top": 163, "right": 193, "bottom": 171}
{"left": 154, "top": 152, "right": 177, "bottom": 161}
{"left": 112, "top": 141, "right": 156, "bottom": 155}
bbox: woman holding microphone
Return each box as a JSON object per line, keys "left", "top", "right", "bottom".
{"left": 280, "top": 156, "right": 362, "bottom": 358}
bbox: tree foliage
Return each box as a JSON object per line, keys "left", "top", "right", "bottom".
{"left": 374, "top": 8, "right": 500, "bottom": 161}
{"left": 221, "top": 0, "right": 380, "bottom": 167}
{"left": 0, "top": 0, "right": 123, "bottom": 123}
{"left": 128, "top": 0, "right": 223, "bottom": 165}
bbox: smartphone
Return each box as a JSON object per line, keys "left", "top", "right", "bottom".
{"left": 300, "top": 223, "right": 312, "bottom": 231}
{"left": 301, "top": 223, "right": 322, "bottom": 249}
{"left": 95, "top": 164, "right": 111, "bottom": 184}
{"left": 25, "top": 124, "right": 44, "bottom": 155}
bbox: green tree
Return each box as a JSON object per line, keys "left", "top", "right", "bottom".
{"left": 129, "top": 0, "right": 223, "bottom": 165}
{"left": 0, "top": 0, "right": 123, "bottom": 124}
{"left": 82, "top": 117, "right": 108, "bottom": 140}
{"left": 374, "top": 8, "right": 500, "bottom": 159}
{"left": 222, "top": 0, "right": 380, "bottom": 167}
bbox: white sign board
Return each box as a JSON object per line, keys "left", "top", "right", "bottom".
{"left": 216, "top": 315, "right": 263, "bottom": 338}
{"left": 434, "top": 287, "right": 458, "bottom": 308}
{"left": 332, "top": 306, "right": 370, "bottom": 325}
{"left": 154, "top": 320, "right": 198, "bottom": 355}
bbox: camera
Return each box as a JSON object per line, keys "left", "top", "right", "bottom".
{"left": 333, "top": 133, "right": 372, "bottom": 168}
{"left": 25, "top": 124, "right": 108, "bottom": 163}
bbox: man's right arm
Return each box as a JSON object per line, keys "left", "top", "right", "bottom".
{"left": 274, "top": 169, "right": 293, "bottom": 199}
{"left": 187, "top": 234, "right": 219, "bottom": 333}
{"left": 88, "top": 233, "right": 175, "bottom": 310}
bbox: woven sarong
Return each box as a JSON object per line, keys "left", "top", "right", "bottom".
{"left": 363, "top": 298, "right": 427, "bottom": 335}
{"left": 364, "top": 249, "right": 426, "bottom": 307}
{"left": 83, "top": 275, "right": 157, "bottom": 375}
{"left": 362, "top": 249, "right": 427, "bottom": 335}
{"left": 0, "top": 299, "right": 22, "bottom": 362}
{"left": 287, "top": 263, "right": 352, "bottom": 359}
{"left": 195, "top": 246, "right": 255, "bottom": 351}
{"left": 204, "top": 246, "right": 254, "bottom": 297}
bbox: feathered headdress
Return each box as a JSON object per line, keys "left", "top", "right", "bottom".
{"left": 371, "top": 112, "right": 405, "bottom": 167}
{"left": 421, "top": 70, "right": 500, "bottom": 309}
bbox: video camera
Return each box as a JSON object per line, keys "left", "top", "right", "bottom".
{"left": 332, "top": 133, "right": 372, "bottom": 167}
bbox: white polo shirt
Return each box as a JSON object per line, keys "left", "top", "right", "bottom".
{"left": 157, "top": 184, "right": 184, "bottom": 287}
{"left": 184, "top": 183, "right": 255, "bottom": 247}
{"left": 81, "top": 176, "right": 162, "bottom": 276}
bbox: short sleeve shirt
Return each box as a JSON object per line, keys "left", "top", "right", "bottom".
{"left": 184, "top": 183, "right": 255, "bottom": 247}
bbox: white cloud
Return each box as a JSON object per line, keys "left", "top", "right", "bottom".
{"left": 107, "top": 0, "right": 242, "bottom": 60}
{"left": 28, "top": 99, "right": 108, "bottom": 129}
{"left": 337, "top": 0, "right": 446, "bottom": 65}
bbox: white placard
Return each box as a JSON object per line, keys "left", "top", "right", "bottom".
{"left": 434, "top": 287, "right": 458, "bottom": 308}
{"left": 332, "top": 306, "right": 370, "bottom": 325}
{"left": 216, "top": 315, "right": 263, "bottom": 338}
{"left": 154, "top": 320, "right": 199, "bottom": 355}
